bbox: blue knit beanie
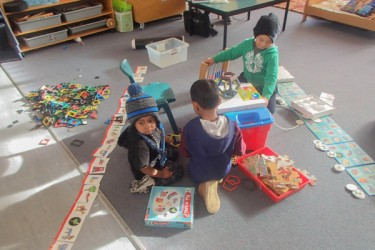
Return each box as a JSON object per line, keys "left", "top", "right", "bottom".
{"left": 126, "top": 83, "right": 159, "bottom": 124}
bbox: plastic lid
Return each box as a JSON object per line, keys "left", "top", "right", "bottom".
{"left": 346, "top": 184, "right": 358, "bottom": 191}
{"left": 352, "top": 189, "right": 365, "bottom": 199}
{"left": 334, "top": 164, "right": 345, "bottom": 172}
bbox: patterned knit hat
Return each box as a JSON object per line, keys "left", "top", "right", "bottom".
{"left": 126, "top": 83, "right": 159, "bottom": 124}
{"left": 253, "top": 13, "right": 280, "bottom": 42}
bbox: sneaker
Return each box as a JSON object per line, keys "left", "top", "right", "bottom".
{"left": 276, "top": 96, "right": 287, "bottom": 106}
{"left": 129, "top": 175, "right": 155, "bottom": 194}
{"left": 198, "top": 180, "right": 220, "bottom": 214}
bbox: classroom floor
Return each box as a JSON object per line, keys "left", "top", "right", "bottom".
{"left": 1, "top": 7, "right": 374, "bottom": 250}
{"left": 0, "top": 67, "right": 138, "bottom": 249}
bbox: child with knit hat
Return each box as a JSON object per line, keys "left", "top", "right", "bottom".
{"left": 203, "top": 12, "right": 281, "bottom": 114}
{"left": 180, "top": 79, "right": 246, "bottom": 214}
{"left": 118, "top": 83, "right": 183, "bottom": 193}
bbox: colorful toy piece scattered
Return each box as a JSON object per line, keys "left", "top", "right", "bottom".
{"left": 26, "top": 83, "right": 110, "bottom": 128}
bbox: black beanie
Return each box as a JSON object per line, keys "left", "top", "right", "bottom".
{"left": 253, "top": 13, "right": 280, "bottom": 42}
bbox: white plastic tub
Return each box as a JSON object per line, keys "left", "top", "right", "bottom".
{"left": 146, "top": 38, "right": 189, "bottom": 68}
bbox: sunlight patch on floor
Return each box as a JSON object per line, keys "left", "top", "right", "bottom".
{"left": 1, "top": 155, "right": 23, "bottom": 177}
{"left": 0, "top": 169, "right": 80, "bottom": 212}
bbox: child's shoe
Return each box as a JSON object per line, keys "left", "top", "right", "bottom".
{"left": 198, "top": 180, "right": 220, "bottom": 213}
{"left": 130, "top": 175, "right": 155, "bottom": 193}
{"left": 276, "top": 96, "right": 287, "bottom": 106}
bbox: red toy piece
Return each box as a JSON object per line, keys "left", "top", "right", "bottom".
{"left": 222, "top": 175, "right": 241, "bottom": 191}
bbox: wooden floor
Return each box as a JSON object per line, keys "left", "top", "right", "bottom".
{"left": 0, "top": 66, "right": 139, "bottom": 250}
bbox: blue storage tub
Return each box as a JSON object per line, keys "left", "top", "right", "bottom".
{"left": 225, "top": 107, "right": 274, "bottom": 151}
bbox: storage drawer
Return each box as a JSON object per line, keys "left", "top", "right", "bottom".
{"left": 22, "top": 28, "right": 68, "bottom": 48}
{"left": 57, "top": 3, "right": 103, "bottom": 22}
{"left": 67, "top": 19, "right": 107, "bottom": 34}
{"left": 13, "top": 12, "right": 62, "bottom": 33}
{"left": 24, "top": 0, "right": 59, "bottom": 7}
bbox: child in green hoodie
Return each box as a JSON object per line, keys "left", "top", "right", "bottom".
{"left": 204, "top": 12, "right": 281, "bottom": 114}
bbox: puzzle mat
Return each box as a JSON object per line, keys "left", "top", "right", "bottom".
{"left": 328, "top": 142, "right": 374, "bottom": 167}
{"left": 281, "top": 94, "right": 307, "bottom": 107}
{"left": 278, "top": 81, "right": 374, "bottom": 192}
{"left": 304, "top": 116, "right": 353, "bottom": 145}
{"left": 50, "top": 90, "right": 127, "bottom": 249}
{"left": 278, "top": 81, "right": 306, "bottom": 97}
{"left": 346, "top": 164, "right": 375, "bottom": 196}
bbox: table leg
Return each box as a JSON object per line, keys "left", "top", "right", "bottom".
{"left": 247, "top": 11, "right": 250, "bottom": 20}
{"left": 188, "top": 3, "right": 193, "bottom": 36}
{"left": 159, "top": 102, "right": 179, "bottom": 134}
{"left": 223, "top": 15, "right": 228, "bottom": 50}
{"left": 282, "top": 0, "right": 290, "bottom": 31}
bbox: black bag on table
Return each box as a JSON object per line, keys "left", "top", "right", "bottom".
{"left": 183, "top": 8, "right": 218, "bottom": 38}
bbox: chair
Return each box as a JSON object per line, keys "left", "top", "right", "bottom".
{"left": 142, "top": 82, "right": 179, "bottom": 134}
{"left": 199, "top": 61, "right": 230, "bottom": 80}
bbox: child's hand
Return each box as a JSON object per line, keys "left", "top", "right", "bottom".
{"left": 160, "top": 168, "right": 172, "bottom": 178}
{"left": 165, "top": 135, "right": 172, "bottom": 145}
{"left": 232, "top": 155, "right": 239, "bottom": 166}
{"left": 262, "top": 97, "right": 269, "bottom": 106}
{"left": 203, "top": 58, "right": 214, "bottom": 66}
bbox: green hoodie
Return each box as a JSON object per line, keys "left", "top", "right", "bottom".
{"left": 213, "top": 38, "right": 278, "bottom": 99}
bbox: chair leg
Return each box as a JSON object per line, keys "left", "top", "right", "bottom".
{"left": 158, "top": 102, "right": 179, "bottom": 134}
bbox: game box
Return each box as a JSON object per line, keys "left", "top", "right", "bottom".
{"left": 291, "top": 95, "right": 335, "bottom": 119}
{"left": 145, "top": 186, "right": 194, "bottom": 228}
{"left": 218, "top": 83, "right": 266, "bottom": 114}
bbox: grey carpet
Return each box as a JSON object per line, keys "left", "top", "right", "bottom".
{"left": 0, "top": 47, "right": 21, "bottom": 63}
{"left": 1, "top": 7, "right": 375, "bottom": 250}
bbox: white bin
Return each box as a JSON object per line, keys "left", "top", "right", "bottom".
{"left": 146, "top": 38, "right": 189, "bottom": 68}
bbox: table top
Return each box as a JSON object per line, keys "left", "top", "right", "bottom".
{"left": 188, "top": 0, "right": 288, "bottom": 15}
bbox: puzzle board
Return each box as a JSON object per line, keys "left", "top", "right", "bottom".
{"left": 277, "top": 82, "right": 306, "bottom": 97}
{"left": 304, "top": 116, "right": 353, "bottom": 145}
{"left": 328, "top": 142, "right": 374, "bottom": 167}
{"left": 281, "top": 94, "right": 307, "bottom": 107}
{"left": 346, "top": 164, "right": 375, "bottom": 196}
{"left": 217, "top": 83, "right": 266, "bottom": 113}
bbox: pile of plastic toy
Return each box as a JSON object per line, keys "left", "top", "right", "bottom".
{"left": 26, "top": 83, "right": 110, "bottom": 128}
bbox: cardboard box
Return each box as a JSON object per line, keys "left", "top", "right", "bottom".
{"left": 290, "top": 94, "right": 335, "bottom": 119}
{"left": 145, "top": 186, "right": 194, "bottom": 228}
{"left": 115, "top": 11, "right": 133, "bottom": 33}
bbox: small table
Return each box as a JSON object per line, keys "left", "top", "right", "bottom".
{"left": 187, "top": 0, "right": 290, "bottom": 50}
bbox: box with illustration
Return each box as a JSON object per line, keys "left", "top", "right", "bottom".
{"left": 145, "top": 186, "right": 194, "bottom": 228}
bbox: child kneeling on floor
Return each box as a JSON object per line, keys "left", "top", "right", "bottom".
{"left": 118, "top": 82, "right": 183, "bottom": 193}
{"left": 180, "top": 79, "right": 246, "bottom": 213}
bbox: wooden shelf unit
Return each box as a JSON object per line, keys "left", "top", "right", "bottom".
{"left": 302, "top": 0, "right": 375, "bottom": 32}
{"left": 0, "top": 0, "right": 115, "bottom": 53}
